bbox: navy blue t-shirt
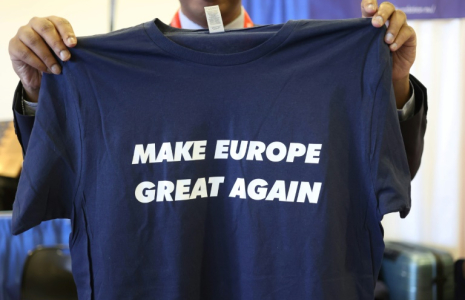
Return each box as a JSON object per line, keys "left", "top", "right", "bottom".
{"left": 12, "top": 18, "right": 411, "bottom": 299}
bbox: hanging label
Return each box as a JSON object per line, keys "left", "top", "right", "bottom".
{"left": 204, "top": 5, "right": 225, "bottom": 33}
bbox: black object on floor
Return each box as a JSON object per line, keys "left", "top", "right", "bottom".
{"left": 455, "top": 259, "right": 465, "bottom": 300}
{"left": 21, "top": 245, "right": 78, "bottom": 300}
{"left": 375, "top": 280, "right": 390, "bottom": 300}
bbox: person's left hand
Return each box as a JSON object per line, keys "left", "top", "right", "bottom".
{"left": 361, "top": 0, "right": 416, "bottom": 108}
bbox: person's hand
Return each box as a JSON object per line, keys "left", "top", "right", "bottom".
{"left": 361, "top": 1, "right": 417, "bottom": 108}
{"left": 8, "top": 16, "right": 77, "bottom": 103}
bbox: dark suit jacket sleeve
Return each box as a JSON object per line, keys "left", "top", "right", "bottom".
{"left": 12, "top": 81, "right": 35, "bottom": 157}
{"left": 400, "top": 74, "right": 428, "bottom": 179}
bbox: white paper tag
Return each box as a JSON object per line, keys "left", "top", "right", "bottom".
{"left": 204, "top": 5, "right": 225, "bottom": 33}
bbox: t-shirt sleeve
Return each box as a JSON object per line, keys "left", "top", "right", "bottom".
{"left": 370, "top": 64, "right": 412, "bottom": 219}
{"left": 12, "top": 70, "right": 81, "bottom": 235}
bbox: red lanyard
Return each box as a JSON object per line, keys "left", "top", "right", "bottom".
{"left": 170, "top": 8, "right": 254, "bottom": 29}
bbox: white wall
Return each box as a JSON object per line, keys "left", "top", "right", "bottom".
{"left": 0, "top": 0, "right": 179, "bottom": 121}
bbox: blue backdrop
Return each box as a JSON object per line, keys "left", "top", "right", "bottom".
{"left": 242, "top": 0, "right": 465, "bottom": 24}
{"left": 0, "top": 214, "right": 71, "bottom": 300}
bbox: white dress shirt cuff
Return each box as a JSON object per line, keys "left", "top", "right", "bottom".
{"left": 397, "top": 80, "right": 416, "bottom": 122}
{"left": 21, "top": 88, "right": 38, "bottom": 116}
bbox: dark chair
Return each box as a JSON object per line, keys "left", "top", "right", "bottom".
{"left": 456, "top": 259, "right": 465, "bottom": 300}
{"left": 21, "top": 245, "right": 78, "bottom": 300}
{"left": 374, "top": 280, "right": 390, "bottom": 300}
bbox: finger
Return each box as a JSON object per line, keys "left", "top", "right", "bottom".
{"left": 390, "top": 24, "right": 416, "bottom": 52}
{"left": 361, "top": 0, "right": 379, "bottom": 17}
{"left": 28, "top": 17, "right": 71, "bottom": 62}
{"left": 17, "top": 26, "right": 61, "bottom": 74}
{"left": 46, "top": 16, "right": 77, "bottom": 48}
{"left": 372, "top": 2, "right": 396, "bottom": 27}
{"left": 8, "top": 37, "right": 50, "bottom": 73}
{"left": 384, "top": 9, "right": 407, "bottom": 44}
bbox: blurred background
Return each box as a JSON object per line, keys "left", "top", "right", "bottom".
{"left": 0, "top": 0, "right": 464, "bottom": 299}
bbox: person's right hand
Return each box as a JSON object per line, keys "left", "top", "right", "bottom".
{"left": 8, "top": 16, "right": 77, "bottom": 103}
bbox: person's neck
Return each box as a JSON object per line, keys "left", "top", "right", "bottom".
{"left": 179, "top": 2, "right": 242, "bottom": 29}
{"left": 179, "top": 7, "right": 244, "bottom": 30}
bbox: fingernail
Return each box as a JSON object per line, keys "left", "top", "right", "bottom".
{"left": 60, "top": 50, "right": 70, "bottom": 60}
{"left": 390, "top": 43, "right": 398, "bottom": 51}
{"left": 374, "top": 15, "right": 384, "bottom": 26}
{"left": 386, "top": 33, "right": 395, "bottom": 43}
{"left": 367, "top": 4, "right": 374, "bottom": 11}
{"left": 51, "top": 64, "right": 61, "bottom": 74}
{"left": 67, "top": 37, "right": 76, "bottom": 45}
